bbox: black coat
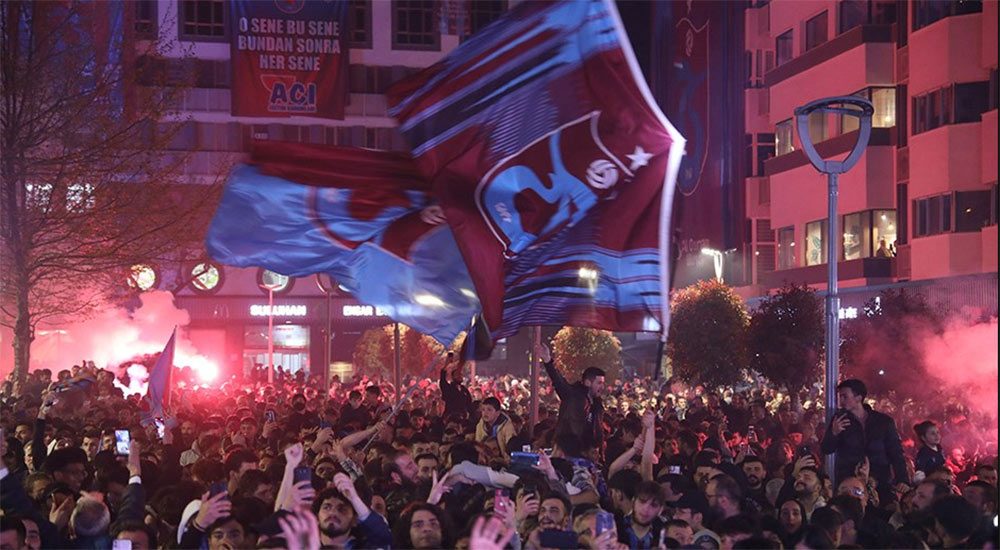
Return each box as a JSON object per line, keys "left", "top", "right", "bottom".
{"left": 820, "top": 404, "right": 909, "bottom": 487}
{"left": 914, "top": 445, "right": 946, "bottom": 476}
{"left": 543, "top": 360, "right": 604, "bottom": 449}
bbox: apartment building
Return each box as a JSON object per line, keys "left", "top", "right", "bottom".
{"left": 740, "top": 0, "right": 997, "bottom": 314}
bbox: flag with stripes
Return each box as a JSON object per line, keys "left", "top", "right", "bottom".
{"left": 388, "top": 0, "right": 685, "bottom": 339}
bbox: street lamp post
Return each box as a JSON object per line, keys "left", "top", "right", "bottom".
{"left": 315, "top": 275, "right": 335, "bottom": 392}
{"left": 794, "top": 96, "right": 873, "bottom": 479}
{"left": 259, "top": 274, "right": 287, "bottom": 385}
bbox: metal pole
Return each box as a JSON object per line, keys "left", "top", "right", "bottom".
{"left": 325, "top": 292, "right": 332, "bottom": 392}
{"left": 267, "top": 288, "right": 274, "bottom": 384}
{"left": 824, "top": 172, "right": 840, "bottom": 478}
{"left": 529, "top": 326, "right": 540, "bottom": 439}
{"left": 393, "top": 322, "right": 401, "bottom": 405}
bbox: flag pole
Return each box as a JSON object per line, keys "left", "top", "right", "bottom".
{"left": 361, "top": 348, "right": 446, "bottom": 454}
{"left": 529, "top": 326, "right": 540, "bottom": 440}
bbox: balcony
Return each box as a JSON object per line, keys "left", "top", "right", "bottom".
{"left": 761, "top": 257, "right": 892, "bottom": 289}
{"left": 765, "top": 25, "right": 894, "bottom": 87}
{"left": 764, "top": 127, "right": 894, "bottom": 176}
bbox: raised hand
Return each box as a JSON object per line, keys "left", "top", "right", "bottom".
{"left": 427, "top": 470, "right": 452, "bottom": 505}
{"left": 831, "top": 413, "right": 851, "bottom": 435}
{"left": 278, "top": 508, "right": 321, "bottom": 550}
{"left": 534, "top": 343, "right": 551, "bottom": 364}
{"left": 469, "top": 516, "right": 516, "bottom": 550}
{"left": 194, "top": 491, "right": 232, "bottom": 531}
{"left": 515, "top": 491, "right": 539, "bottom": 524}
{"left": 284, "top": 443, "right": 304, "bottom": 469}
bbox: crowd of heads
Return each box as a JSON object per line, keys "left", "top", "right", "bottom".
{"left": 1, "top": 353, "right": 997, "bottom": 550}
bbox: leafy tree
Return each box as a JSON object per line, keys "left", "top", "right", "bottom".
{"left": 551, "top": 326, "right": 622, "bottom": 383}
{"left": 840, "top": 289, "right": 943, "bottom": 398}
{"left": 749, "top": 283, "right": 824, "bottom": 391}
{"left": 1, "top": 3, "right": 220, "bottom": 388}
{"left": 352, "top": 324, "right": 451, "bottom": 378}
{"left": 667, "top": 279, "right": 750, "bottom": 387}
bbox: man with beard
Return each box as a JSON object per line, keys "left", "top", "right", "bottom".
{"left": 740, "top": 457, "right": 770, "bottom": 512}
{"left": 382, "top": 450, "right": 425, "bottom": 523}
{"left": 792, "top": 466, "right": 826, "bottom": 520}
{"left": 620, "top": 481, "right": 666, "bottom": 549}
{"left": 525, "top": 493, "right": 572, "bottom": 549}
{"left": 705, "top": 474, "right": 742, "bottom": 523}
{"left": 537, "top": 344, "right": 606, "bottom": 452}
{"left": 312, "top": 473, "right": 391, "bottom": 549}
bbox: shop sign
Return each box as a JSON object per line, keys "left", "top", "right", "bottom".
{"left": 250, "top": 304, "right": 308, "bottom": 317}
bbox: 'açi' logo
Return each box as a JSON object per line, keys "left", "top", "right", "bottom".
{"left": 260, "top": 74, "right": 317, "bottom": 113}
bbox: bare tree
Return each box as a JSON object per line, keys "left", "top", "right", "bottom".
{"left": 1, "top": 2, "right": 223, "bottom": 388}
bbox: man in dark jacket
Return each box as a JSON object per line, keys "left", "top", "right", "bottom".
{"left": 536, "top": 344, "right": 606, "bottom": 452}
{"left": 439, "top": 355, "right": 472, "bottom": 419}
{"left": 821, "top": 379, "right": 909, "bottom": 500}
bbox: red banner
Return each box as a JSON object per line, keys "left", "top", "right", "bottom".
{"left": 229, "top": 0, "right": 348, "bottom": 119}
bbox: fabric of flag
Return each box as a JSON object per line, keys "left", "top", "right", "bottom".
{"left": 205, "top": 144, "right": 480, "bottom": 345}
{"left": 141, "top": 328, "right": 175, "bottom": 423}
{"left": 388, "top": 0, "right": 685, "bottom": 339}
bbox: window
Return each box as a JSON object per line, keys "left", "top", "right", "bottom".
{"left": 179, "top": 0, "right": 225, "bottom": 40}
{"left": 392, "top": 0, "right": 440, "bottom": 50}
{"left": 348, "top": 0, "right": 372, "bottom": 48}
{"left": 913, "top": 82, "right": 990, "bottom": 134}
{"left": 841, "top": 87, "right": 896, "bottom": 134}
{"left": 191, "top": 262, "right": 223, "bottom": 292}
{"left": 873, "top": 210, "right": 897, "bottom": 256}
{"left": 775, "top": 119, "right": 795, "bottom": 155}
{"left": 775, "top": 29, "right": 793, "bottom": 66}
{"left": 954, "top": 190, "right": 991, "bottom": 232}
{"left": 756, "top": 133, "right": 775, "bottom": 177}
{"left": 839, "top": 0, "right": 866, "bottom": 34}
{"left": 66, "top": 183, "right": 95, "bottom": 211}
{"left": 992, "top": 183, "right": 999, "bottom": 226}
{"left": 897, "top": 184, "right": 908, "bottom": 244}
{"left": 25, "top": 183, "right": 53, "bottom": 209}
{"left": 808, "top": 111, "right": 829, "bottom": 143}
{"left": 258, "top": 269, "right": 294, "bottom": 294}
{"left": 805, "top": 219, "right": 828, "bottom": 266}
{"left": 135, "top": 0, "right": 157, "bottom": 36}
{"left": 954, "top": 82, "right": 990, "bottom": 123}
{"left": 805, "top": 11, "right": 828, "bottom": 51}
{"left": 842, "top": 211, "right": 872, "bottom": 260}
{"left": 913, "top": 0, "right": 982, "bottom": 32}
{"left": 777, "top": 226, "right": 796, "bottom": 269}
{"left": 913, "top": 194, "right": 952, "bottom": 237}
{"left": 128, "top": 265, "right": 158, "bottom": 291}
{"left": 470, "top": 0, "right": 506, "bottom": 36}
{"left": 989, "top": 69, "right": 998, "bottom": 112}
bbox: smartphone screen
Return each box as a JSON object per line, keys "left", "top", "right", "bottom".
{"left": 595, "top": 511, "right": 615, "bottom": 536}
{"left": 114, "top": 430, "right": 130, "bottom": 455}
{"left": 209, "top": 482, "right": 228, "bottom": 499}
{"left": 293, "top": 466, "right": 312, "bottom": 484}
{"left": 494, "top": 488, "right": 509, "bottom": 513}
{"left": 154, "top": 419, "right": 166, "bottom": 439}
{"left": 111, "top": 540, "right": 132, "bottom": 550}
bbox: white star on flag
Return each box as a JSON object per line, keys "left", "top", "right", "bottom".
{"left": 627, "top": 146, "right": 653, "bottom": 171}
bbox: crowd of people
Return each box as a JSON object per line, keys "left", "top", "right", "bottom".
{"left": 1, "top": 343, "right": 997, "bottom": 550}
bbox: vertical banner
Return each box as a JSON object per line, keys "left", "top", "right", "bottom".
{"left": 652, "top": 0, "right": 745, "bottom": 287}
{"left": 230, "top": 0, "right": 348, "bottom": 119}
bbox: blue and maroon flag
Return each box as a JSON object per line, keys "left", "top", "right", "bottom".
{"left": 205, "top": 143, "right": 480, "bottom": 345}
{"left": 140, "top": 328, "right": 175, "bottom": 424}
{"left": 388, "top": 0, "right": 685, "bottom": 339}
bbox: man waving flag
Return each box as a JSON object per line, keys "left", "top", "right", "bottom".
{"left": 389, "top": 0, "right": 685, "bottom": 339}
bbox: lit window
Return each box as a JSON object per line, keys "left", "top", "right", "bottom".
{"left": 66, "top": 183, "right": 95, "bottom": 211}
{"left": 258, "top": 269, "right": 293, "bottom": 293}
{"left": 25, "top": 183, "right": 53, "bottom": 209}
{"left": 128, "top": 264, "right": 158, "bottom": 291}
{"left": 775, "top": 119, "right": 795, "bottom": 155}
{"left": 191, "top": 262, "right": 222, "bottom": 292}
{"left": 873, "top": 210, "right": 897, "bottom": 256}
{"left": 806, "top": 219, "right": 828, "bottom": 266}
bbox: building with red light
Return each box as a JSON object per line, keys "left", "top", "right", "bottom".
{"left": 738, "top": 0, "right": 997, "bottom": 314}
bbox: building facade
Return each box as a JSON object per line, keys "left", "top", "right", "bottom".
{"left": 738, "top": 0, "right": 997, "bottom": 314}
{"left": 128, "top": 0, "right": 523, "bottom": 383}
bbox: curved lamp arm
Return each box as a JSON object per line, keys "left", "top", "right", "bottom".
{"left": 794, "top": 96, "right": 874, "bottom": 174}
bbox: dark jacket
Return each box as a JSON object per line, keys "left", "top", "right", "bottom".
{"left": 820, "top": 404, "right": 909, "bottom": 487}
{"left": 543, "top": 361, "right": 604, "bottom": 449}
{"left": 914, "top": 445, "right": 945, "bottom": 476}
{"left": 439, "top": 368, "right": 472, "bottom": 418}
